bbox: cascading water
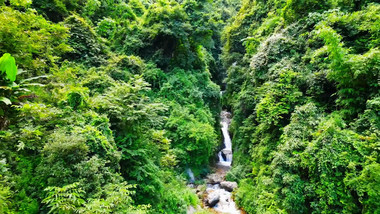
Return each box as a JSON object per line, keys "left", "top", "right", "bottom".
{"left": 186, "top": 168, "right": 195, "bottom": 184}
{"left": 205, "top": 111, "right": 241, "bottom": 214}
{"left": 187, "top": 111, "right": 241, "bottom": 214}
{"left": 218, "top": 111, "right": 233, "bottom": 166}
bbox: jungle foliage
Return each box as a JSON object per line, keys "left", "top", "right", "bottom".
{"left": 1, "top": 0, "right": 379, "bottom": 213}
{"left": 0, "top": 0, "right": 240, "bottom": 213}
{"left": 222, "top": 0, "right": 379, "bottom": 213}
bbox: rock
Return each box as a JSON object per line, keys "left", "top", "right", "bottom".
{"left": 196, "top": 185, "right": 205, "bottom": 197}
{"left": 206, "top": 190, "right": 220, "bottom": 207}
{"left": 207, "top": 173, "right": 223, "bottom": 184}
{"left": 222, "top": 148, "right": 232, "bottom": 155}
{"left": 220, "top": 181, "right": 238, "bottom": 192}
{"left": 196, "top": 185, "right": 204, "bottom": 193}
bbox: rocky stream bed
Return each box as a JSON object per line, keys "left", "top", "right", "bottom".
{"left": 187, "top": 111, "right": 243, "bottom": 214}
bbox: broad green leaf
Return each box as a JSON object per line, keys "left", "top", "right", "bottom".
{"left": 0, "top": 53, "right": 18, "bottom": 82}
{"left": 0, "top": 97, "right": 11, "bottom": 105}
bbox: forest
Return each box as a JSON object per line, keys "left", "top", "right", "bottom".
{"left": 0, "top": 0, "right": 379, "bottom": 213}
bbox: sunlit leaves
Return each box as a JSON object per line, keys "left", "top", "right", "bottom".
{"left": 224, "top": 1, "right": 380, "bottom": 213}
{"left": 256, "top": 70, "right": 302, "bottom": 126}
{"left": 0, "top": 53, "right": 17, "bottom": 82}
{"left": 0, "top": 7, "right": 70, "bottom": 73}
{"left": 43, "top": 182, "right": 85, "bottom": 213}
{"left": 0, "top": 97, "right": 11, "bottom": 105}
{"left": 1, "top": 1, "right": 234, "bottom": 213}
{"left": 9, "top": 0, "right": 31, "bottom": 7}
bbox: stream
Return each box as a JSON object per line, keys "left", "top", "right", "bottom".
{"left": 207, "top": 111, "right": 240, "bottom": 214}
{"left": 187, "top": 111, "right": 241, "bottom": 214}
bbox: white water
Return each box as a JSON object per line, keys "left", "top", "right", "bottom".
{"left": 218, "top": 111, "right": 233, "bottom": 166}
{"left": 207, "top": 183, "right": 241, "bottom": 214}
{"left": 206, "top": 111, "right": 241, "bottom": 214}
{"left": 186, "top": 168, "right": 195, "bottom": 183}
{"left": 187, "top": 111, "right": 240, "bottom": 214}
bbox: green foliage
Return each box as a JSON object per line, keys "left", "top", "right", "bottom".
{"left": 96, "top": 18, "right": 116, "bottom": 39}
{"left": 282, "top": 0, "right": 328, "bottom": 23}
{"left": 32, "top": 0, "right": 86, "bottom": 22}
{"left": 223, "top": 0, "right": 380, "bottom": 213}
{"left": 0, "top": 6, "right": 70, "bottom": 73}
{"left": 0, "top": 53, "right": 46, "bottom": 120}
{"left": 63, "top": 15, "right": 108, "bottom": 66}
{"left": 154, "top": 172, "right": 199, "bottom": 213}
{"left": 0, "top": 53, "right": 17, "bottom": 82}
{"left": 81, "top": 182, "right": 149, "bottom": 214}
{"left": 0, "top": 158, "right": 14, "bottom": 214}
{"left": 311, "top": 5, "right": 380, "bottom": 117}
{"left": 92, "top": 76, "right": 167, "bottom": 131}
{"left": 1, "top": 0, "right": 377, "bottom": 213}
{"left": 166, "top": 104, "right": 218, "bottom": 167}
{"left": 43, "top": 182, "right": 85, "bottom": 214}
{"left": 256, "top": 70, "right": 302, "bottom": 126}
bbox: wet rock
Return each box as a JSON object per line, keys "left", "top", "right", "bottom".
{"left": 206, "top": 183, "right": 220, "bottom": 190}
{"left": 206, "top": 190, "right": 220, "bottom": 207}
{"left": 220, "top": 181, "right": 238, "bottom": 192}
{"left": 207, "top": 173, "right": 223, "bottom": 184}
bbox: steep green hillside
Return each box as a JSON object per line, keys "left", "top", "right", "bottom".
{"left": 0, "top": 0, "right": 239, "bottom": 213}
{"left": 0, "top": 0, "right": 379, "bottom": 213}
{"left": 222, "top": 0, "right": 379, "bottom": 213}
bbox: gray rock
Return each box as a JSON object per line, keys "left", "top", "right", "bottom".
{"left": 220, "top": 181, "right": 238, "bottom": 192}
{"left": 207, "top": 173, "right": 223, "bottom": 184}
{"left": 206, "top": 190, "right": 220, "bottom": 207}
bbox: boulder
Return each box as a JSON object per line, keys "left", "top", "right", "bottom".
{"left": 206, "top": 190, "right": 220, "bottom": 207}
{"left": 220, "top": 181, "right": 238, "bottom": 192}
{"left": 207, "top": 173, "right": 223, "bottom": 184}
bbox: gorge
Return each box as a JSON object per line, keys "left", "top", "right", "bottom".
{"left": 0, "top": 0, "right": 379, "bottom": 213}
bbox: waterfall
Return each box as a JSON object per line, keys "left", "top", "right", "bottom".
{"left": 187, "top": 110, "right": 240, "bottom": 214}
{"left": 186, "top": 168, "right": 195, "bottom": 183}
{"left": 205, "top": 110, "right": 240, "bottom": 214}
{"left": 218, "top": 111, "right": 232, "bottom": 166}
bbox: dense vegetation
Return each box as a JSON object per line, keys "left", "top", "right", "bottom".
{"left": 0, "top": 0, "right": 239, "bottom": 213}
{"left": 222, "top": 0, "right": 380, "bottom": 213}
{"left": 0, "top": 0, "right": 379, "bottom": 213}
